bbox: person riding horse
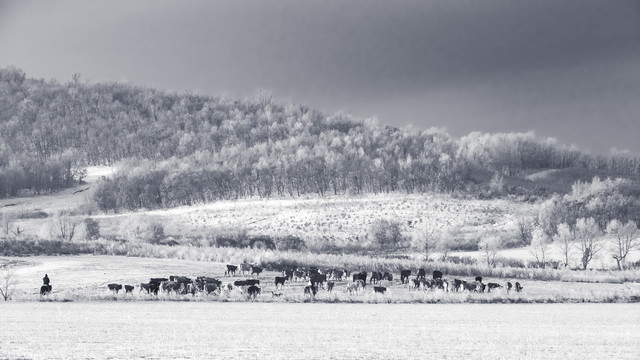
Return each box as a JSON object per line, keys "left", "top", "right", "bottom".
{"left": 43, "top": 274, "right": 50, "bottom": 285}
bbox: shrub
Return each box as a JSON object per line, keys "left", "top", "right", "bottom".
{"left": 370, "top": 219, "right": 405, "bottom": 249}
{"left": 84, "top": 218, "right": 100, "bottom": 240}
{"left": 275, "top": 235, "right": 307, "bottom": 251}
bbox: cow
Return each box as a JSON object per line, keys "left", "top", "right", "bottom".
{"left": 374, "top": 286, "right": 387, "bottom": 294}
{"left": 251, "top": 266, "right": 263, "bottom": 277}
{"left": 274, "top": 276, "right": 287, "bottom": 289}
{"left": 327, "top": 281, "right": 335, "bottom": 292}
{"left": 140, "top": 282, "right": 151, "bottom": 293}
{"left": 461, "top": 281, "right": 476, "bottom": 292}
{"left": 124, "top": 285, "right": 134, "bottom": 294}
{"left": 475, "top": 276, "right": 483, "bottom": 283}
{"left": 507, "top": 282, "right": 513, "bottom": 294}
{"left": 310, "top": 273, "right": 327, "bottom": 289}
{"left": 294, "top": 270, "right": 306, "bottom": 282}
{"left": 382, "top": 272, "right": 393, "bottom": 282}
{"left": 40, "top": 284, "right": 52, "bottom": 296}
{"left": 304, "top": 284, "right": 317, "bottom": 297}
{"left": 453, "top": 279, "right": 463, "bottom": 292}
{"left": 240, "top": 263, "right": 252, "bottom": 275}
{"left": 352, "top": 271, "right": 367, "bottom": 286}
{"left": 486, "top": 283, "right": 502, "bottom": 292}
{"left": 309, "top": 268, "right": 320, "bottom": 276}
{"left": 107, "top": 283, "right": 123, "bottom": 294}
{"left": 283, "top": 269, "right": 294, "bottom": 281}
{"left": 417, "top": 268, "right": 426, "bottom": 280}
{"left": 370, "top": 271, "right": 382, "bottom": 284}
{"left": 411, "top": 278, "right": 421, "bottom": 290}
{"left": 515, "top": 282, "right": 523, "bottom": 293}
{"left": 421, "top": 279, "right": 435, "bottom": 290}
{"left": 162, "top": 281, "right": 180, "bottom": 294}
{"left": 170, "top": 276, "right": 193, "bottom": 294}
{"left": 204, "top": 283, "right": 220, "bottom": 295}
{"left": 333, "top": 270, "right": 344, "bottom": 281}
{"left": 400, "top": 270, "right": 412, "bottom": 284}
{"left": 433, "top": 270, "right": 443, "bottom": 280}
{"left": 247, "top": 285, "right": 261, "bottom": 299}
{"left": 225, "top": 264, "right": 238, "bottom": 276}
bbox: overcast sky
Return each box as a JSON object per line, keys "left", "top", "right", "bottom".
{"left": 1, "top": 0, "right": 639, "bottom": 155}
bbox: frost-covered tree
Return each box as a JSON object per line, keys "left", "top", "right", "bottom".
{"left": 529, "top": 227, "right": 549, "bottom": 268}
{"left": 574, "top": 217, "right": 604, "bottom": 270}
{"left": 606, "top": 219, "right": 639, "bottom": 270}
{"left": 553, "top": 223, "right": 575, "bottom": 268}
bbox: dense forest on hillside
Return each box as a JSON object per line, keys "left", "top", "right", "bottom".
{"left": 2, "top": 66, "right": 640, "bottom": 207}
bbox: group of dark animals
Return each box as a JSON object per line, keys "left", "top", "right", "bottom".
{"left": 39, "top": 264, "right": 524, "bottom": 299}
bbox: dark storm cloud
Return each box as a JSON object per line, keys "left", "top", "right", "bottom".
{"left": 1, "top": 0, "right": 639, "bottom": 154}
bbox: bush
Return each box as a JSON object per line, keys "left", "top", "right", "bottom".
{"left": 275, "top": 235, "right": 307, "bottom": 251}
{"left": 84, "top": 218, "right": 100, "bottom": 240}
{"left": 370, "top": 219, "right": 405, "bottom": 249}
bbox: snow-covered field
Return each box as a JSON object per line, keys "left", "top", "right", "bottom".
{"left": 1, "top": 302, "right": 638, "bottom": 359}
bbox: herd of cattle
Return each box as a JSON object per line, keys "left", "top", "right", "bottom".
{"left": 90, "top": 264, "right": 524, "bottom": 300}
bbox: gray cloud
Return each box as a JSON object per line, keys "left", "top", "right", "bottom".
{"left": 1, "top": 0, "right": 639, "bottom": 154}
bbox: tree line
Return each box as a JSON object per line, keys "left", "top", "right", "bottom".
{"left": 2, "top": 66, "right": 640, "bottom": 204}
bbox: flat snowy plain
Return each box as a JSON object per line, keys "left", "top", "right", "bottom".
{"left": 1, "top": 302, "right": 638, "bottom": 359}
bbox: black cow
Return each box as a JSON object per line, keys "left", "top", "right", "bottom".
{"left": 327, "top": 281, "right": 335, "bottom": 292}
{"left": 309, "top": 268, "right": 319, "bottom": 276}
{"left": 400, "top": 270, "right": 411, "bottom": 284}
{"left": 486, "top": 283, "right": 502, "bottom": 292}
{"left": 274, "top": 276, "right": 287, "bottom": 289}
{"left": 374, "top": 286, "right": 387, "bottom": 294}
{"left": 204, "top": 283, "right": 219, "bottom": 294}
{"left": 251, "top": 266, "right": 263, "bottom": 277}
{"left": 370, "top": 271, "right": 382, "bottom": 284}
{"left": 107, "top": 283, "right": 123, "bottom": 293}
{"left": 225, "top": 264, "right": 238, "bottom": 276}
{"left": 124, "top": 285, "right": 134, "bottom": 294}
{"left": 382, "top": 272, "right": 393, "bottom": 282}
{"left": 310, "top": 274, "right": 327, "bottom": 289}
{"left": 453, "top": 279, "right": 463, "bottom": 292}
{"left": 333, "top": 270, "right": 344, "bottom": 281}
{"left": 515, "top": 282, "right": 523, "bottom": 293}
{"left": 352, "top": 272, "right": 367, "bottom": 286}
{"left": 40, "top": 284, "right": 52, "bottom": 295}
{"left": 507, "top": 282, "right": 513, "bottom": 293}
{"left": 475, "top": 276, "right": 483, "bottom": 283}
{"left": 247, "top": 285, "right": 261, "bottom": 299}
{"left": 417, "top": 268, "right": 426, "bottom": 280}
{"left": 433, "top": 270, "right": 443, "bottom": 280}
{"left": 283, "top": 269, "right": 294, "bottom": 281}
{"left": 304, "top": 284, "right": 317, "bottom": 297}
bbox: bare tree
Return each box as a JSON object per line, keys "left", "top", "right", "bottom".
{"left": 411, "top": 224, "right": 437, "bottom": 261}
{"left": 529, "top": 227, "right": 549, "bottom": 268}
{"left": 478, "top": 236, "right": 501, "bottom": 267}
{"left": 52, "top": 211, "right": 80, "bottom": 241}
{"left": 517, "top": 217, "right": 533, "bottom": 245}
{"left": 553, "top": 223, "right": 575, "bottom": 268}
{"left": 0, "top": 269, "right": 17, "bottom": 301}
{"left": 574, "top": 217, "right": 604, "bottom": 270}
{"left": 606, "top": 220, "right": 639, "bottom": 270}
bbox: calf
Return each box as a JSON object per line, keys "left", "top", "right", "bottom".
{"left": 274, "top": 276, "right": 287, "bottom": 289}
{"left": 411, "top": 278, "right": 421, "bottom": 290}
{"left": 373, "top": 286, "right": 387, "bottom": 294}
{"left": 515, "top": 282, "right": 523, "bottom": 293}
{"left": 400, "top": 269, "right": 411, "bottom": 284}
{"left": 225, "top": 264, "right": 238, "bottom": 276}
{"left": 140, "top": 282, "right": 151, "bottom": 293}
{"left": 124, "top": 285, "right": 134, "bottom": 294}
{"left": 107, "top": 283, "right": 123, "bottom": 294}
{"left": 461, "top": 281, "right": 476, "bottom": 292}
{"left": 432, "top": 270, "right": 443, "bottom": 280}
{"left": 247, "top": 285, "right": 261, "bottom": 299}
{"left": 486, "top": 283, "right": 502, "bottom": 292}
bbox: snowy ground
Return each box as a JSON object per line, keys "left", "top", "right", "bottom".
{"left": 1, "top": 302, "right": 638, "bottom": 359}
